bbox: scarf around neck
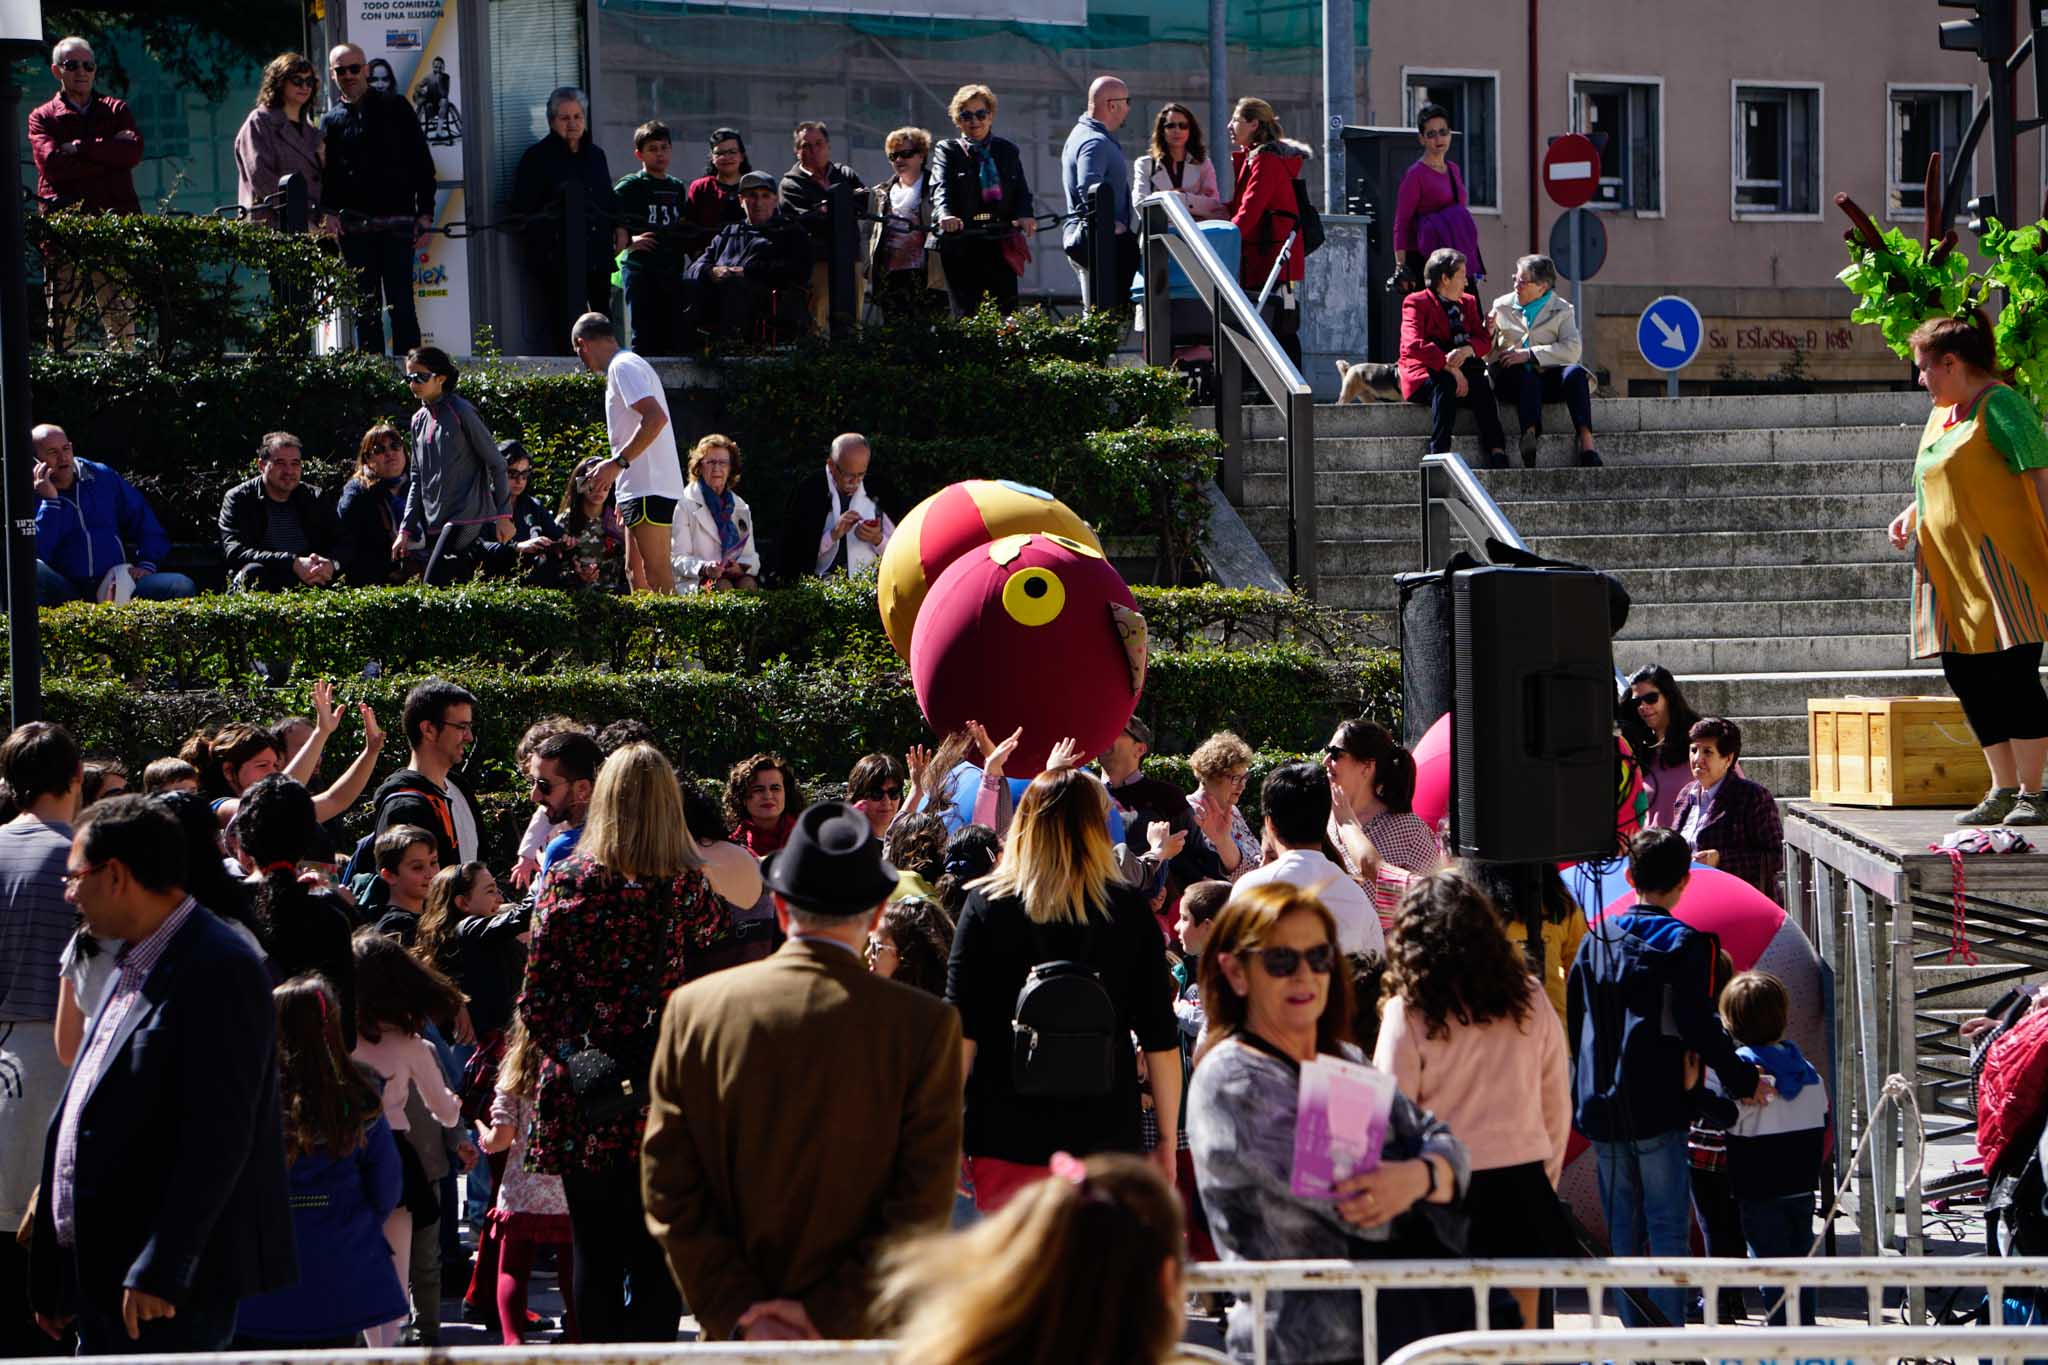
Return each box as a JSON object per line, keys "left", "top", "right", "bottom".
{"left": 700, "top": 478, "right": 742, "bottom": 557}
{"left": 1518, "top": 289, "right": 1554, "bottom": 330}
{"left": 733, "top": 812, "right": 797, "bottom": 856}
{"left": 971, "top": 138, "right": 1002, "bottom": 205}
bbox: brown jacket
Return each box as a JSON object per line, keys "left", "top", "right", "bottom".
{"left": 640, "top": 935, "right": 963, "bottom": 1342}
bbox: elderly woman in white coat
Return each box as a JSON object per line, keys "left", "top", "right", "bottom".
{"left": 1131, "top": 102, "right": 1226, "bottom": 220}
{"left": 1486, "top": 253, "right": 1600, "bottom": 468}
{"left": 671, "top": 434, "right": 760, "bottom": 592}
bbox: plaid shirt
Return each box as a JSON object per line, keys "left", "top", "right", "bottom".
{"left": 1672, "top": 774, "right": 1783, "bottom": 900}
{"left": 52, "top": 897, "right": 198, "bottom": 1245}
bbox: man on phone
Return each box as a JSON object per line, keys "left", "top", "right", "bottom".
{"left": 775, "top": 433, "right": 895, "bottom": 584}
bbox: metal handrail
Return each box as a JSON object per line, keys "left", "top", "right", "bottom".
{"left": 1137, "top": 190, "right": 1317, "bottom": 597}
{"left": 1387, "top": 1328, "right": 2048, "bottom": 1365}
{"left": 1419, "top": 451, "right": 1527, "bottom": 569}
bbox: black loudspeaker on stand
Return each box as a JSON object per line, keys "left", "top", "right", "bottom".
{"left": 1444, "top": 566, "right": 1615, "bottom": 863}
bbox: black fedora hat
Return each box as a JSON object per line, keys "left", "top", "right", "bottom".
{"left": 762, "top": 801, "right": 899, "bottom": 915}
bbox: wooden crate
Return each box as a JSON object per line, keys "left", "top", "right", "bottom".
{"left": 1808, "top": 695, "right": 1989, "bottom": 807}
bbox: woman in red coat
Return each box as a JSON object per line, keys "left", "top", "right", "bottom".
{"left": 1227, "top": 97, "right": 1311, "bottom": 365}
{"left": 1398, "top": 248, "right": 1507, "bottom": 467}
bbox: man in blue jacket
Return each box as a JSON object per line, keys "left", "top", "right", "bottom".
{"left": 684, "top": 172, "right": 811, "bottom": 344}
{"left": 29, "top": 796, "right": 294, "bottom": 1353}
{"left": 1567, "top": 826, "right": 1761, "bottom": 1327}
{"left": 1060, "top": 75, "right": 1137, "bottom": 300}
{"left": 31, "top": 424, "right": 193, "bottom": 606}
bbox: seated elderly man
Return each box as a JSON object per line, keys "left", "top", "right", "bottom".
{"left": 218, "top": 431, "right": 342, "bottom": 591}
{"left": 776, "top": 432, "right": 895, "bottom": 583}
{"left": 31, "top": 423, "right": 193, "bottom": 605}
{"left": 683, "top": 170, "right": 811, "bottom": 345}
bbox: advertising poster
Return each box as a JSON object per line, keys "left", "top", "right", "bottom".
{"left": 346, "top": 0, "right": 471, "bottom": 347}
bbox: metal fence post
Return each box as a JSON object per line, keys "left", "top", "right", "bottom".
{"left": 1141, "top": 204, "right": 1171, "bottom": 369}
{"left": 1214, "top": 305, "right": 1243, "bottom": 504}
{"left": 276, "top": 172, "right": 311, "bottom": 351}
{"left": 1287, "top": 385, "right": 1317, "bottom": 595}
{"left": 1085, "top": 181, "right": 1116, "bottom": 312}
{"left": 828, "top": 179, "right": 857, "bottom": 340}
{"left": 560, "top": 177, "right": 587, "bottom": 337}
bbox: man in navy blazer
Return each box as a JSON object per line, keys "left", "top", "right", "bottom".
{"left": 29, "top": 796, "right": 294, "bottom": 1354}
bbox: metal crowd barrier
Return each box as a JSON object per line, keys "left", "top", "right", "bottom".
{"left": 1182, "top": 1256, "right": 2048, "bottom": 1365}
{"left": 1386, "top": 1326, "right": 2048, "bottom": 1365}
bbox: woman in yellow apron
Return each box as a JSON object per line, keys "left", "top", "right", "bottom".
{"left": 1891, "top": 314, "right": 2048, "bottom": 825}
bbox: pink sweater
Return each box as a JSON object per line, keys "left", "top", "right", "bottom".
{"left": 352, "top": 1030, "right": 461, "bottom": 1135}
{"left": 1372, "top": 975, "right": 1570, "bottom": 1180}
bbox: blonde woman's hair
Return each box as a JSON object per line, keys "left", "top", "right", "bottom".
{"left": 948, "top": 83, "right": 998, "bottom": 121}
{"left": 885, "top": 126, "right": 933, "bottom": 160}
{"left": 878, "top": 1152, "right": 1184, "bottom": 1365}
{"left": 497, "top": 1014, "right": 538, "bottom": 1099}
{"left": 581, "top": 742, "right": 702, "bottom": 881}
{"left": 1233, "top": 97, "right": 1284, "bottom": 149}
{"left": 686, "top": 433, "right": 741, "bottom": 486}
{"left": 970, "top": 768, "right": 1116, "bottom": 926}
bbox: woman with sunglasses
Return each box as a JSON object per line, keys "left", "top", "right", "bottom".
{"left": 931, "top": 83, "right": 1036, "bottom": 318}
{"left": 1324, "top": 719, "right": 1441, "bottom": 877}
{"left": 1392, "top": 101, "right": 1485, "bottom": 292}
{"left": 1626, "top": 664, "right": 1704, "bottom": 829}
{"left": 846, "top": 752, "right": 907, "bottom": 839}
{"left": 1188, "top": 880, "right": 1470, "bottom": 1364}
{"left": 683, "top": 127, "right": 751, "bottom": 256}
{"left": 398, "top": 346, "right": 513, "bottom": 585}
{"left": 1132, "top": 103, "right": 1224, "bottom": 221}
{"left": 336, "top": 423, "right": 416, "bottom": 587}
{"left": 869, "top": 126, "right": 948, "bottom": 323}
{"left": 945, "top": 765, "right": 1180, "bottom": 1214}
{"left": 236, "top": 53, "right": 328, "bottom": 230}
{"left": 1375, "top": 870, "right": 1572, "bottom": 1332}
{"left": 478, "top": 438, "right": 567, "bottom": 587}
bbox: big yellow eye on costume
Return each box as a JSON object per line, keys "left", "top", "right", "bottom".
{"left": 1001, "top": 566, "right": 1066, "bottom": 626}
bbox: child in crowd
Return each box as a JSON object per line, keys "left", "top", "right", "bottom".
{"left": 368, "top": 824, "right": 441, "bottom": 939}
{"left": 474, "top": 1018, "right": 578, "bottom": 1344}
{"left": 234, "top": 975, "right": 408, "bottom": 1350}
{"left": 351, "top": 929, "right": 467, "bottom": 1347}
{"left": 140, "top": 755, "right": 200, "bottom": 795}
{"left": 557, "top": 455, "right": 626, "bottom": 594}
{"left": 612, "top": 120, "right": 688, "bottom": 357}
{"left": 1568, "top": 827, "right": 1760, "bottom": 1328}
{"left": 1700, "top": 970, "right": 1829, "bottom": 1326}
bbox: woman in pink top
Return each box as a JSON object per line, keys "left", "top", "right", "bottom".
{"left": 1375, "top": 870, "right": 1572, "bottom": 1329}
{"left": 1392, "top": 103, "right": 1486, "bottom": 288}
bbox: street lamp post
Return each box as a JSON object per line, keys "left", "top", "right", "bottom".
{"left": 0, "top": 2, "right": 42, "bottom": 726}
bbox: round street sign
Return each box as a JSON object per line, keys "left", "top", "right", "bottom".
{"left": 1637, "top": 295, "right": 1704, "bottom": 372}
{"left": 1548, "top": 207, "right": 1606, "bottom": 281}
{"left": 1542, "top": 133, "right": 1600, "bottom": 210}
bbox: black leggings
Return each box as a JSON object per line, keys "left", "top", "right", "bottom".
{"left": 562, "top": 1161, "right": 682, "bottom": 1343}
{"left": 1942, "top": 641, "right": 2048, "bottom": 747}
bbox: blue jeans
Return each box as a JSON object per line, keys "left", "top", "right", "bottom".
{"left": 1593, "top": 1129, "right": 1693, "bottom": 1327}
{"left": 1740, "top": 1192, "right": 1820, "bottom": 1325}
{"left": 35, "top": 560, "right": 196, "bottom": 607}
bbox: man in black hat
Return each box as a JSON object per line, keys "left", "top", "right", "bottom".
{"left": 682, "top": 170, "right": 813, "bottom": 343}
{"left": 640, "top": 801, "right": 961, "bottom": 1344}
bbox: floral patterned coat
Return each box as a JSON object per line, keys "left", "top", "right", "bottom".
{"left": 517, "top": 851, "right": 732, "bottom": 1174}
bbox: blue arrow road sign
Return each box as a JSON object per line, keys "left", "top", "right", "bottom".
{"left": 1636, "top": 295, "right": 1703, "bottom": 372}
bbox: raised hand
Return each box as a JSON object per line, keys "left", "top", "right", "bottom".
{"left": 982, "top": 726, "right": 1023, "bottom": 781}
{"left": 1044, "top": 736, "right": 1083, "bottom": 773}
{"left": 312, "top": 679, "right": 341, "bottom": 734}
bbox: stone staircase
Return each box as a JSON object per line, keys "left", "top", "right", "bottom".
{"left": 1214, "top": 390, "right": 1937, "bottom": 797}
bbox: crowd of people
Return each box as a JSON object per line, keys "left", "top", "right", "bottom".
{"left": 0, "top": 657, "right": 1834, "bottom": 1361}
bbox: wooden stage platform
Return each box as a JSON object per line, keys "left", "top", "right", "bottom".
{"left": 1783, "top": 801, "right": 2048, "bottom": 903}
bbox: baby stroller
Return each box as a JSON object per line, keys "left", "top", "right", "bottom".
{"left": 1132, "top": 219, "right": 1240, "bottom": 405}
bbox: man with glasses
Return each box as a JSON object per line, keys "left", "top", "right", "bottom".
{"left": 777, "top": 121, "right": 866, "bottom": 336}
{"left": 319, "top": 42, "right": 436, "bottom": 355}
{"left": 218, "top": 431, "right": 343, "bottom": 592}
{"left": 528, "top": 730, "right": 602, "bottom": 890}
{"left": 31, "top": 422, "right": 194, "bottom": 606}
{"left": 1060, "top": 75, "right": 1138, "bottom": 306}
{"left": 1231, "top": 762, "right": 1381, "bottom": 956}
{"left": 370, "top": 678, "right": 484, "bottom": 870}
{"left": 29, "top": 37, "right": 141, "bottom": 349}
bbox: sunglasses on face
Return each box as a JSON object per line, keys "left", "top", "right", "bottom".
{"left": 403, "top": 372, "right": 433, "bottom": 385}
{"left": 1163, "top": 121, "right": 1191, "bottom": 131}
{"left": 958, "top": 108, "right": 990, "bottom": 122}
{"left": 879, "top": 784, "right": 903, "bottom": 799}
{"left": 1250, "top": 943, "right": 1336, "bottom": 977}
{"left": 712, "top": 146, "right": 741, "bottom": 157}
{"left": 58, "top": 60, "right": 94, "bottom": 72}
{"left": 507, "top": 466, "right": 531, "bottom": 478}
{"left": 333, "top": 62, "right": 364, "bottom": 75}
{"left": 888, "top": 149, "right": 919, "bottom": 160}
{"left": 1635, "top": 691, "right": 1662, "bottom": 707}
{"left": 370, "top": 438, "right": 403, "bottom": 453}
{"left": 287, "top": 72, "right": 316, "bottom": 85}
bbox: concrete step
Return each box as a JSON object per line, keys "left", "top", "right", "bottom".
{"left": 1312, "top": 527, "right": 1891, "bottom": 574}
{"left": 1244, "top": 424, "right": 1918, "bottom": 474}
{"left": 1243, "top": 460, "right": 1917, "bottom": 510}
{"left": 1618, "top": 599, "right": 1904, "bottom": 642}
{"left": 1316, "top": 563, "right": 1917, "bottom": 612}
{"left": 1674, "top": 669, "right": 1951, "bottom": 718}
{"left": 1215, "top": 389, "right": 1927, "bottom": 439}
{"left": 1736, "top": 755, "right": 1810, "bottom": 796}
{"left": 1624, "top": 634, "right": 1915, "bottom": 675}
{"left": 1248, "top": 493, "right": 1909, "bottom": 542}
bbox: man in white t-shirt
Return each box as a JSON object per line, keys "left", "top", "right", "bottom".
{"left": 1232, "top": 761, "right": 1383, "bottom": 957}
{"left": 571, "top": 310, "right": 684, "bottom": 593}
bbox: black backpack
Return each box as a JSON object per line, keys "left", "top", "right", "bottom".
{"left": 1289, "top": 177, "right": 1325, "bottom": 256}
{"left": 1010, "top": 922, "right": 1119, "bottom": 1098}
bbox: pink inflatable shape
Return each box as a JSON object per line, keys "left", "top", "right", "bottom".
{"left": 1411, "top": 712, "right": 1453, "bottom": 830}
{"left": 1597, "top": 866, "right": 1786, "bottom": 972}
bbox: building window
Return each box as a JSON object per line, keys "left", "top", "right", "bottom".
{"left": 1890, "top": 86, "right": 1972, "bottom": 220}
{"left": 133, "top": 89, "right": 190, "bottom": 162}
{"left": 1569, "top": 77, "right": 1660, "bottom": 213}
{"left": 1733, "top": 83, "right": 1821, "bottom": 217}
{"left": 1403, "top": 71, "right": 1498, "bottom": 210}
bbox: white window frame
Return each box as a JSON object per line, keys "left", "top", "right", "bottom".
{"left": 1400, "top": 66, "right": 1503, "bottom": 215}
{"left": 1730, "top": 79, "right": 1825, "bottom": 222}
{"left": 1887, "top": 82, "right": 1976, "bottom": 223}
{"left": 1566, "top": 73, "right": 1665, "bottom": 218}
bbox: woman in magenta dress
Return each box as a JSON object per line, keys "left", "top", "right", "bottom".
{"left": 1393, "top": 103, "right": 1485, "bottom": 288}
